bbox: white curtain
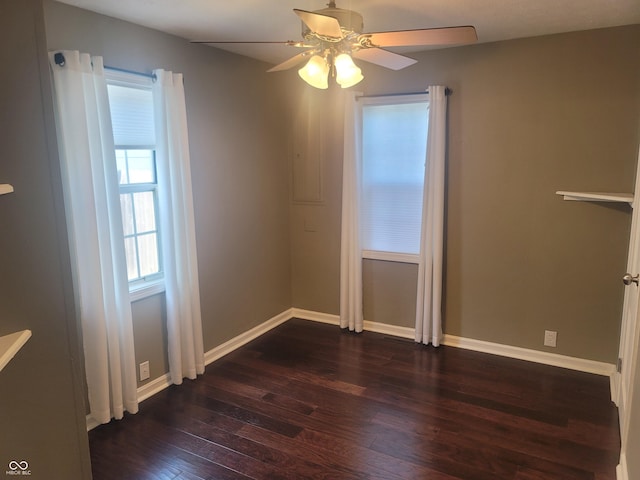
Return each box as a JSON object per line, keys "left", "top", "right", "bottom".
{"left": 48, "top": 51, "right": 138, "bottom": 424}
{"left": 415, "top": 85, "right": 447, "bottom": 346}
{"left": 152, "top": 70, "right": 205, "bottom": 384}
{"left": 340, "top": 91, "right": 364, "bottom": 332}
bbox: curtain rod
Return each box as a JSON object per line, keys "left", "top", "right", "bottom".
{"left": 356, "top": 88, "right": 452, "bottom": 100}
{"left": 105, "top": 65, "right": 156, "bottom": 80}
{"left": 52, "top": 52, "right": 156, "bottom": 80}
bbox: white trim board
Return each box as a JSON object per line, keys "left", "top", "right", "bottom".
{"left": 87, "top": 373, "right": 174, "bottom": 431}
{"left": 291, "top": 308, "right": 339, "bottom": 326}
{"left": 86, "top": 308, "right": 617, "bottom": 431}
{"left": 443, "top": 334, "right": 616, "bottom": 377}
{"left": 134, "top": 307, "right": 291, "bottom": 404}
{"left": 137, "top": 372, "right": 172, "bottom": 403}
{"left": 204, "top": 309, "right": 292, "bottom": 366}
{"left": 85, "top": 415, "right": 100, "bottom": 432}
{"left": 86, "top": 308, "right": 294, "bottom": 431}
{"left": 617, "top": 453, "right": 628, "bottom": 480}
{"left": 290, "top": 308, "right": 416, "bottom": 339}
{"left": 291, "top": 309, "right": 616, "bottom": 378}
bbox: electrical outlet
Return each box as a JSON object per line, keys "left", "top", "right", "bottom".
{"left": 139, "top": 361, "right": 150, "bottom": 381}
{"left": 544, "top": 330, "right": 557, "bottom": 348}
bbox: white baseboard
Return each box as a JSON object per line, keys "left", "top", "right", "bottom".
{"left": 86, "top": 308, "right": 618, "bottom": 432}
{"left": 364, "top": 320, "right": 415, "bottom": 339}
{"left": 443, "top": 334, "right": 616, "bottom": 377}
{"left": 86, "top": 373, "right": 173, "bottom": 431}
{"left": 290, "top": 308, "right": 413, "bottom": 339}
{"left": 617, "top": 454, "right": 628, "bottom": 480}
{"left": 85, "top": 415, "right": 100, "bottom": 432}
{"left": 611, "top": 371, "right": 621, "bottom": 407}
{"left": 86, "top": 308, "right": 294, "bottom": 431}
{"left": 204, "top": 308, "right": 292, "bottom": 366}
{"left": 290, "top": 308, "right": 339, "bottom": 326}
{"left": 137, "top": 372, "right": 172, "bottom": 403}
{"left": 291, "top": 309, "right": 616, "bottom": 378}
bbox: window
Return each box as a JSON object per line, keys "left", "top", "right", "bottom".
{"left": 106, "top": 71, "right": 163, "bottom": 295}
{"left": 360, "top": 95, "right": 429, "bottom": 263}
{"left": 116, "top": 149, "right": 160, "bottom": 282}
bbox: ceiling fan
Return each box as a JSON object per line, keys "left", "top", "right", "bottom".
{"left": 193, "top": 1, "right": 477, "bottom": 89}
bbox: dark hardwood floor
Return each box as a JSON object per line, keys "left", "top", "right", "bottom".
{"left": 89, "top": 319, "right": 620, "bottom": 479}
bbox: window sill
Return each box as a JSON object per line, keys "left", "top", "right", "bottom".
{"left": 130, "top": 279, "right": 165, "bottom": 302}
{"left": 362, "top": 250, "right": 420, "bottom": 264}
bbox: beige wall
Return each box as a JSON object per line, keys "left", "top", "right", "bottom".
{"left": 43, "top": 0, "right": 293, "bottom": 387}
{"left": 363, "top": 260, "right": 418, "bottom": 329}
{"left": 290, "top": 25, "right": 640, "bottom": 364}
{"left": 288, "top": 86, "right": 345, "bottom": 313}
{"left": 0, "top": 0, "right": 91, "bottom": 477}
{"left": 11, "top": 1, "right": 639, "bottom": 474}
{"left": 131, "top": 294, "right": 168, "bottom": 383}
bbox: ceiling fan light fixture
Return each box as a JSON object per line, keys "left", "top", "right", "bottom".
{"left": 298, "top": 54, "right": 330, "bottom": 89}
{"left": 196, "top": 3, "right": 477, "bottom": 88}
{"left": 334, "top": 53, "right": 363, "bottom": 88}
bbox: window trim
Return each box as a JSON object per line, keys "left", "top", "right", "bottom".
{"left": 106, "top": 68, "right": 153, "bottom": 89}
{"left": 362, "top": 250, "right": 421, "bottom": 264}
{"left": 106, "top": 70, "right": 165, "bottom": 301}
{"left": 358, "top": 93, "right": 430, "bottom": 263}
{"left": 129, "top": 277, "right": 165, "bottom": 302}
{"left": 358, "top": 93, "right": 429, "bottom": 107}
{"left": 117, "top": 149, "right": 163, "bottom": 285}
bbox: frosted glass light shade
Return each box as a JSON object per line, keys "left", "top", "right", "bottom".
{"left": 298, "top": 55, "right": 330, "bottom": 89}
{"left": 335, "top": 53, "right": 363, "bottom": 88}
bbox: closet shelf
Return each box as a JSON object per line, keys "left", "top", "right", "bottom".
{"left": 556, "top": 191, "right": 634, "bottom": 205}
{"left": 0, "top": 330, "right": 32, "bottom": 372}
{"left": 0, "top": 184, "right": 14, "bottom": 195}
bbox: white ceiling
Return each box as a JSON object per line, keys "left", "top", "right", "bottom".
{"left": 55, "top": 0, "right": 640, "bottom": 66}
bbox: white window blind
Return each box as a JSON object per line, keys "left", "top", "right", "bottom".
{"left": 107, "top": 83, "right": 156, "bottom": 147}
{"left": 361, "top": 98, "right": 429, "bottom": 257}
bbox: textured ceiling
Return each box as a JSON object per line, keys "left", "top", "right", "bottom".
{"left": 55, "top": 0, "right": 640, "bottom": 66}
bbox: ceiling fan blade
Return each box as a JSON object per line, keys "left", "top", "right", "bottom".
{"left": 191, "top": 40, "right": 310, "bottom": 47}
{"left": 352, "top": 48, "right": 417, "bottom": 70}
{"left": 360, "top": 26, "right": 477, "bottom": 48}
{"left": 294, "top": 9, "right": 343, "bottom": 38}
{"left": 267, "top": 51, "right": 313, "bottom": 72}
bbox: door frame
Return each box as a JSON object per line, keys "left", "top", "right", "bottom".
{"left": 615, "top": 141, "right": 640, "bottom": 477}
